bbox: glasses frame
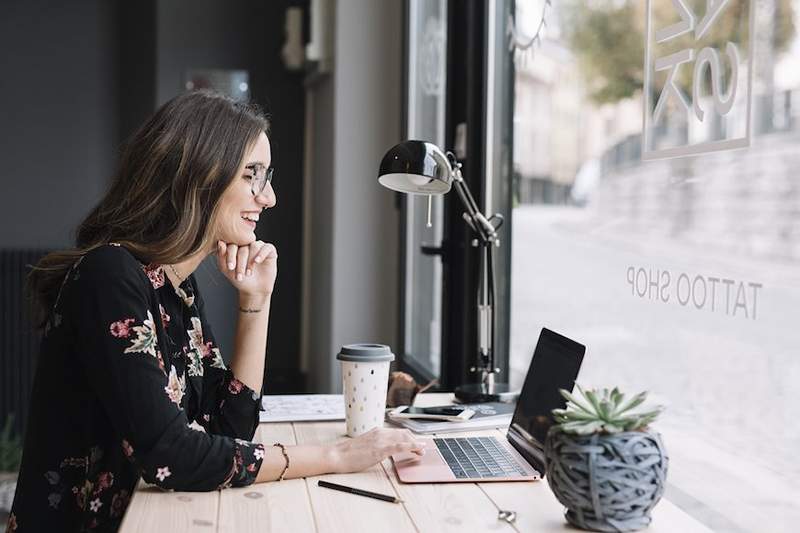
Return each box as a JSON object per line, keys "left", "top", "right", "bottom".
{"left": 244, "top": 163, "right": 275, "bottom": 196}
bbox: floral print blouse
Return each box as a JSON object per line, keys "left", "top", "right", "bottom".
{"left": 8, "top": 244, "right": 265, "bottom": 532}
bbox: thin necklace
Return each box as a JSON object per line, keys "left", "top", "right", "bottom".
{"left": 167, "top": 264, "right": 185, "bottom": 285}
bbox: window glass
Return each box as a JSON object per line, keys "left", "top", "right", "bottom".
{"left": 404, "top": 0, "right": 448, "bottom": 376}
{"left": 510, "top": 1, "right": 800, "bottom": 530}
{"left": 485, "top": 0, "right": 515, "bottom": 377}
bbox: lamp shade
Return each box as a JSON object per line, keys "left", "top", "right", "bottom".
{"left": 377, "top": 140, "right": 452, "bottom": 195}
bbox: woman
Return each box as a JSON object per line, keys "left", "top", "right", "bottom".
{"left": 7, "top": 90, "right": 425, "bottom": 532}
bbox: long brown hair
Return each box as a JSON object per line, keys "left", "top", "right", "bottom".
{"left": 28, "top": 90, "right": 269, "bottom": 327}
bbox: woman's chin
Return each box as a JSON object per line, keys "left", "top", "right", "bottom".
{"left": 215, "top": 233, "right": 256, "bottom": 247}
{"left": 237, "top": 231, "right": 257, "bottom": 245}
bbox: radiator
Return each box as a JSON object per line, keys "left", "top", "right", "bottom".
{"left": 0, "top": 249, "right": 48, "bottom": 439}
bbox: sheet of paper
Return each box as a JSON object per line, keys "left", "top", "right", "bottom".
{"left": 386, "top": 414, "right": 513, "bottom": 434}
{"left": 260, "top": 394, "right": 345, "bottom": 423}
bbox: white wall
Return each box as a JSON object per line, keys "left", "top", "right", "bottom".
{"left": 305, "top": 0, "right": 403, "bottom": 392}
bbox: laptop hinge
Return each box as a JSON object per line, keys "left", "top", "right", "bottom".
{"left": 507, "top": 425, "right": 545, "bottom": 476}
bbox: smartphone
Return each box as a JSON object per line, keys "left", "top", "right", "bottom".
{"left": 388, "top": 405, "right": 475, "bottom": 422}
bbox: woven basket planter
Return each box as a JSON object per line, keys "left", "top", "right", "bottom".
{"left": 544, "top": 428, "right": 668, "bottom": 532}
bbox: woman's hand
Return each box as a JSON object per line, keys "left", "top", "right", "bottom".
{"left": 215, "top": 240, "right": 278, "bottom": 297}
{"left": 328, "top": 428, "right": 427, "bottom": 474}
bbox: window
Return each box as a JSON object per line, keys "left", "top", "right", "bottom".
{"left": 401, "top": 0, "right": 513, "bottom": 389}
{"left": 484, "top": 0, "right": 514, "bottom": 382}
{"left": 402, "top": 0, "right": 448, "bottom": 379}
{"left": 509, "top": 1, "right": 799, "bottom": 531}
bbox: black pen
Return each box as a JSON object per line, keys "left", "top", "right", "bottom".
{"left": 317, "top": 480, "right": 403, "bottom": 504}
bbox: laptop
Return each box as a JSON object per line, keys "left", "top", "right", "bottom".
{"left": 392, "top": 328, "right": 585, "bottom": 483}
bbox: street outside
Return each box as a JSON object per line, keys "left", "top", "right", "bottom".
{"left": 510, "top": 204, "right": 800, "bottom": 532}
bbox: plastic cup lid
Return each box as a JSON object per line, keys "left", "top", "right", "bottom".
{"left": 336, "top": 343, "right": 395, "bottom": 362}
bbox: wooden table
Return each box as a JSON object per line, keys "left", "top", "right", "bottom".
{"left": 120, "top": 393, "right": 711, "bottom": 532}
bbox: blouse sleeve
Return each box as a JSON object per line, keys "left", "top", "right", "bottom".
{"left": 66, "top": 247, "right": 264, "bottom": 491}
{"left": 189, "top": 278, "right": 263, "bottom": 441}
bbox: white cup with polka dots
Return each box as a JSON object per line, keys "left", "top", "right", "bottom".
{"left": 337, "top": 343, "right": 395, "bottom": 437}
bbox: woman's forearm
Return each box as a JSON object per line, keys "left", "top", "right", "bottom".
{"left": 253, "top": 428, "right": 428, "bottom": 483}
{"left": 255, "top": 443, "right": 337, "bottom": 482}
{"left": 229, "top": 293, "right": 271, "bottom": 393}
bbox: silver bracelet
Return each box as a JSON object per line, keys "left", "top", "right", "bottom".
{"left": 238, "top": 307, "right": 262, "bottom": 313}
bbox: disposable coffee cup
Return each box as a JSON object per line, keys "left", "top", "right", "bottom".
{"left": 337, "top": 344, "right": 395, "bottom": 437}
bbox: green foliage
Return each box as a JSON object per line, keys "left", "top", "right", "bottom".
{"left": 552, "top": 385, "right": 664, "bottom": 435}
{"left": 0, "top": 415, "right": 23, "bottom": 472}
{"left": 561, "top": 0, "right": 796, "bottom": 105}
{"left": 561, "top": 1, "right": 645, "bottom": 104}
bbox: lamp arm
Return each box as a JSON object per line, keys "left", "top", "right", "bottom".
{"left": 452, "top": 168, "right": 497, "bottom": 244}
{"left": 450, "top": 165, "right": 500, "bottom": 385}
{"left": 487, "top": 241, "right": 497, "bottom": 372}
{"left": 451, "top": 167, "right": 481, "bottom": 216}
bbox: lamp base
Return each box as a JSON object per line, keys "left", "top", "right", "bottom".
{"left": 454, "top": 382, "right": 519, "bottom": 404}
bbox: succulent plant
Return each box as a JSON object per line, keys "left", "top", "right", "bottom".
{"left": 552, "top": 385, "right": 663, "bottom": 435}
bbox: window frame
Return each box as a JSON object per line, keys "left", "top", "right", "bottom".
{"left": 397, "top": 0, "right": 513, "bottom": 390}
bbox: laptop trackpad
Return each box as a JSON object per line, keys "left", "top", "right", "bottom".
{"left": 392, "top": 446, "right": 455, "bottom": 483}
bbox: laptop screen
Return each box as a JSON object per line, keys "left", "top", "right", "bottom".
{"left": 506, "top": 328, "right": 585, "bottom": 475}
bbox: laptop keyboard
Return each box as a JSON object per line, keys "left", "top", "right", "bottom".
{"left": 433, "top": 436, "right": 529, "bottom": 479}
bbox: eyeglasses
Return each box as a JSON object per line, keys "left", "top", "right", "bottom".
{"left": 243, "top": 163, "right": 275, "bottom": 196}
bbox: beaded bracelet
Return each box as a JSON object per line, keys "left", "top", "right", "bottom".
{"left": 273, "top": 443, "right": 290, "bottom": 481}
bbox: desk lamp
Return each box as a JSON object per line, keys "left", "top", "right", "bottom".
{"left": 378, "top": 140, "right": 516, "bottom": 403}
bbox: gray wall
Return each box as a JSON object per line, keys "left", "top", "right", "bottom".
{"left": 155, "top": 0, "right": 252, "bottom": 364}
{"left": 155, "top": 0, "right": 307, "bottom": 391}
{"left": 0, "top": 0, "right": 307, "bottom": 392}
{"left": 0, "top": 0, "right": 118, "bottom": 249}
{"left": 0, "top": 0, "right": 403, "bottom": 395}
{"left": 305, "top": 0, "right": 403, "bottom": 392}
{"left": 305, "top": 75, "right": 336, "bottom": 391}
{"left": 156, "top": 0, "right": 254, "bottom": 107}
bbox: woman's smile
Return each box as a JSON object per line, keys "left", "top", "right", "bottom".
{"left": 241, "top": 211, "right": 260, "bottom": 229}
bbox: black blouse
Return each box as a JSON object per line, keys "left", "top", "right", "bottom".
{"left": 8, "top": 244, "right": 265, "bottom": 532}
